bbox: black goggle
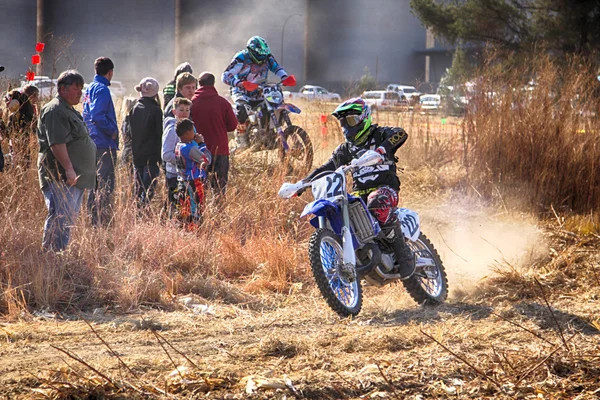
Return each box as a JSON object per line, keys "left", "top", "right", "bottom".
{"left": 338, "top": 114, "right": 362, "bottom": 127}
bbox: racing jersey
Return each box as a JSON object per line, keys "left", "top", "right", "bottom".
{"left": 221, "top": 50, "right": 288, "bottom": 102}
{"left": 306, "top": 125, "right": 408, "bottom": 193}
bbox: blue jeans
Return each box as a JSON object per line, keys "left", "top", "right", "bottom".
{"left": 42, "top": 182, "right": 85, "bottom": 252}
{"left": 87, "top": 148, "right": 116, "bottom": 226}
{"left": 134, "top": 163, "right": 160, "bottom": 208}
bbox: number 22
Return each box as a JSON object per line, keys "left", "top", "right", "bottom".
{"left": 326, "top": 174, "right": 343, "bottom": 197}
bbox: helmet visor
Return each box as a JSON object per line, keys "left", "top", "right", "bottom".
{"left": 249, "top": 50, "right": 268, "bottom": 63}
{"left": 339, "top": 114, "right": 362, "bottom": 127}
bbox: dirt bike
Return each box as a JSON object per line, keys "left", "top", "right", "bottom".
{"left": 278, "top": 150, "right": 448, "bottom": 317}
{"left": 238, "top": 82, "right": 313, "bottom": 172}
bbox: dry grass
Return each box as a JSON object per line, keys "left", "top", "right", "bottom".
{"left": 464, "top": 54, "right": 600, "bottom": 213}
{"left": 1, "top": 71, "right": 600, "bottom": 398}
{"left": 0, "top": 97, "right": 461, "bottom": 317}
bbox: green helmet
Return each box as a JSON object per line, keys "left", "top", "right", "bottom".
{"left": 332, "top": 98, "right": 372, "bottom": 145}
{"left": 247, "top": 36, "right": 271, "bottom": 64}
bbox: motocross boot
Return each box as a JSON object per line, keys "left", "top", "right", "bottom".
{"left": 383, "top": 220, "right": 415, "bottom": 279}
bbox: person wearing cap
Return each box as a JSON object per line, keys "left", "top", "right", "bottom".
{"left": 129, "top": 77, "right": 163, "bottom": 209}
{"left": 163, "top": 62, "right": 193, "bottom": 107}
{"left": 37, "top": 70, "right": 96, "bottom": 252}
{"left": 83, "top": 57, "right": 119, "bottom": 227}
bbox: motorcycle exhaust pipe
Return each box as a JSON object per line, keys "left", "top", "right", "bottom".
{"left": 355, "top": 243, "right": 381, "bottom": 277}
{"left": 374, "top": 266, "right": 407, "bottom": 281}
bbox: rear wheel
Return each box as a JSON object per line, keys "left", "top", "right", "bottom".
{"left": 309, "top": 228, "right": 362, "bottom": 317}
{"left": 402, "top": 233, "right": 448, "bottom": 305}
{"left": 279, "top": 125, "right": 313, "bottom": 174}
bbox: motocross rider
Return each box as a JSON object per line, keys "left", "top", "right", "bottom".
{"left": 300, "top": 98, "right": 415, "bottom": 279}
{"left": 221, "top": 36, "right": 296, "bottom": 149}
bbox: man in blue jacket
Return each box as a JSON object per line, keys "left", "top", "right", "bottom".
{"left": 83, "top": 57, "right": 119, "bottom": 226}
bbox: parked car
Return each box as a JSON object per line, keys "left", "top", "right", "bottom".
{"left": 20, "top": 76, "right": 58, "bottom": 99}
{"left": 419, "top": 94, "right": 441, "bottom": 113}
{"left": 361, "top": 90, "right": 404, "bottom": 110}
{"left": 109, "top": 80, "right": 127, "bottom": 97}
{"left": 386, "top": 84, "right": 420, "bottom": 103}
{"left": 284, "top": 85, "right": 341, "bottom": 102}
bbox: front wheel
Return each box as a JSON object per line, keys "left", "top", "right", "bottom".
{"left": 309, "top": 228, "right": 362, "bottom": 317}
{"left": 402, "top": 233, "right": 448, "bottom": 305}
{"left": 279, "top": 125, "right": 313, "bottom": 174}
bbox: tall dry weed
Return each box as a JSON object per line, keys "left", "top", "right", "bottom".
{"left": 464, "top": 54, "right": 600, "bottom": 213}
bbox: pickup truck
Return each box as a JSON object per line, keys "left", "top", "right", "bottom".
{"left": 386, "top": 84, "right": 421, "bottom": 104}
{"left": 283, "top": 85, "right": 342, "bottom": 102}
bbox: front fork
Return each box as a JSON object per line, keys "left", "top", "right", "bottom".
{"left": 318, "top": 201, "right": 356, "bottom": 268}
{"left": 340, "top": 198, "right": 356, "bottom": 267}
{"left": 270, "top": 108, "right": 290, "bottom": 151}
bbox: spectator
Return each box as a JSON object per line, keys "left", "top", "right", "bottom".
{"left": 130, "top": 77, "right": 163, "bottom": 208}
{"left": 119, "top": 96, "right": 137, "bottom": 169}
{"left": 162, "top": 97, "right": 192, "bottom": 213}
{"left": 163, "top": 62, "right": 193, "bottom": 107}
{"left": 163, "top": 72, "right": 197, "bottom": 118}
{"left": 190, "top": 72, "right": 237, "bottom": 198}
{"left": 174, "top": 118, "right": 211, "bottom": 225}
{"left": 5, "top": 86, "right": 39, "bottom": 168}
{"left": 0, "top": 119, "right": 6, "bottom": 172}
{"left": 37, "top": 70, "right": 96, "bottom": 252}
{"left": 83, "top": 57, "right": 119, "bottom": 226}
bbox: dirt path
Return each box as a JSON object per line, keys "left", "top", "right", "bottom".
{"left": 1, "top": 280, "right": 599, "bottom": 399}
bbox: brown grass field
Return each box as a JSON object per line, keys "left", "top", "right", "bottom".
{"left": 1, "top": 56, "right": 600, "bottom": 398}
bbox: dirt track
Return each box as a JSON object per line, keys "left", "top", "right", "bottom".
{"left": 1, "top": 271, "right": 599, "bottom": 399}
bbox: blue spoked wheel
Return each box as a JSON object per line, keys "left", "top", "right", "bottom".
{"left": 308, "top": 228, "right": 362, "bottom": 317}
{"left": 402, "top": 233, "right": 448, "bottom": 305}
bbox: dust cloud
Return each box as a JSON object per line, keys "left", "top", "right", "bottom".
{"left": 416, "top": 196, "right": 546, "bottom": 295}
{"left": 177, "top": 0, "right": 305, "bottom": 95}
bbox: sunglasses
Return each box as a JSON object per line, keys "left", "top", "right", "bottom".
{"left": 338, "top": 114, "right": 362, "bottom": 127}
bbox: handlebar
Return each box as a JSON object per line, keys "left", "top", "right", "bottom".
{"left": 278, "top": 150, "right": 384, "bottom": 199}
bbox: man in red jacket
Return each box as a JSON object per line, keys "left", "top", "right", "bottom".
{"left": 190, "top": 72, "right": 238, "bottom": 199}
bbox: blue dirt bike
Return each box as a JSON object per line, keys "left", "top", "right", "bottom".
{"left": 240, "top": 82, "right": 313, "bottom": 172}
{"left": 279, "top": 150, "right": 448, "bottom": 317}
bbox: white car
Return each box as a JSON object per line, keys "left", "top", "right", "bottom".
{"left": 361, "top": 90, "right": 404, "bottom": 110}
{"left": 386, "top": 84, "right": 420, "bottom": 102}
{"left": 285, "top": 85, "right": 341, "bottom": 102}
{"left": 109, "top": 80, "right": 127, "bottom": 97}
{"left": 419, "top": 94, "right": 441, "bottom": 112}
{"left": 20, "top": 76, "right": 58, "bottom": 99}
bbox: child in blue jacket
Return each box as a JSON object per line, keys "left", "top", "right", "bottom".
{"left": 174, "top": 119, "right": 211, "bottom": 225}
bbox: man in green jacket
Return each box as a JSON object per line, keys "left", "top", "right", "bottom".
{"left": 37, "top": 70, "right": 96, "bottom": 252}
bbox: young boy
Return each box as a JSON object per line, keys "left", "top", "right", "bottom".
{"left": 162, "top": 97, "right": 192, "bottom": 210}
{"left": 174, "top": 118, "right": 212, "bottom": 225}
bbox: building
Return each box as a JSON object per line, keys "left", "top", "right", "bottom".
{"left": 1, "top": 0, "right": 452, "bottom": 95}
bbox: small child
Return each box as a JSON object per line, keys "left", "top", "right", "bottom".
{"left": 174, "top": 118, "right": 212, "bottom": 225}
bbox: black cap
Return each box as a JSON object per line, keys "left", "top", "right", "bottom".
{"left": 0, "top": 66, "right": 5, "bottom": 72}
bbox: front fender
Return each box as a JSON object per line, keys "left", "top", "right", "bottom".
{"left": 303, "top": 200, "right": 361, "bottom": 250}
{"left": 278, "top": 103, "right": 301, "bottom": 114}
{"left": 300, "top": 199, "right": 339, "bottom": 219}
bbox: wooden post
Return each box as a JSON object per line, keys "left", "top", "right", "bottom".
{"left": 36, "top": 0, "right": 44, "bottom": 76}
{"left": 174, "top": 0, "right": 181, "bottom": 67}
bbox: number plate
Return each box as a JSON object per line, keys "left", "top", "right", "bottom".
{"left": 312, "top": 172, "right": 346, "bottom": 202}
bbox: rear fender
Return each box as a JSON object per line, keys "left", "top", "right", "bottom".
{"left": 396, "top": 208, "right": 421, "bottom": 242}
